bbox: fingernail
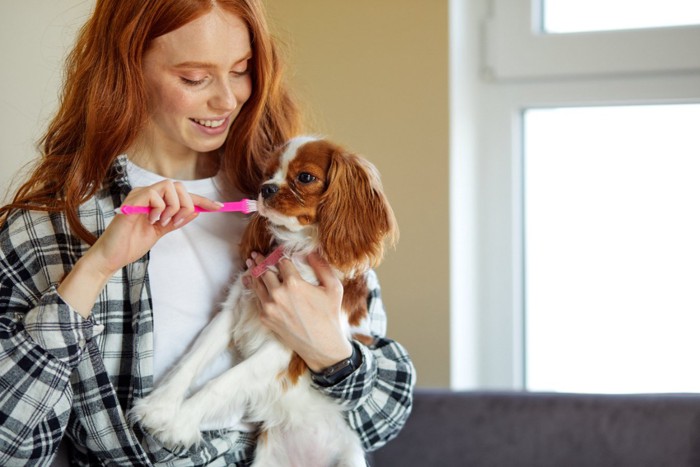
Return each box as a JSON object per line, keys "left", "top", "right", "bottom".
{"left": 161, "top": 217, "right": 171, "bottom": 227}
{"left": 242, "top": 276, "right": 251, "bottom": 288}
{"left": 150, "top": 215, "right": 160, "bottom": 225}
{"left": 246, "top": 258, "right": 254, "bottom": 269}
{"left": 173, "top": 218, "right": 184, "bottom": 227}
{"left": 251, "top": 251, "right": 259, "bottom": 259}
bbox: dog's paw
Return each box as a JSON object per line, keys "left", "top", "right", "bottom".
{"left": 154, "top": 417, "right": 203, "bottom": 450}
{"left": 129, "top": 395, "right": 176, "bottom": 431}
{"left": 129, "top": 395, "right": 203, "bottom": 449}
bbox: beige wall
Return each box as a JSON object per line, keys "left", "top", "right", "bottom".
{"left": 0, "top": 1, "right": 452, "bottom": 387}
{"left": 0, "top": 2, "right": 93, "bottom": 203}
{"left": 265, "top": 1, "right": 451, "bottom": 387}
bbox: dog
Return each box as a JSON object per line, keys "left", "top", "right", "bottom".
{"left": 129, "top": 136, "right": 398, "bottom": 466}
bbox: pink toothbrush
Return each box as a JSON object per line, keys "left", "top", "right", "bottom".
{"left": 115, "top": 199, "right": 257, "bottom": 215}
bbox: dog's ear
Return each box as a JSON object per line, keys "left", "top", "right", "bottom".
{"left": 240, "top": 214, "right": 275, "bottom": 265}
{"left": 317, "top": 149, "right": 398, "bottom": 272}
{"left": 342, "top": 275, "right": 370, "bottom": 327}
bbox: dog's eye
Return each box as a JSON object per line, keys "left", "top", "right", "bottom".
{"left": 297, "top": 172, "right": 316, "bottom": 184}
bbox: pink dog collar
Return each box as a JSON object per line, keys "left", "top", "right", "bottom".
{"left": 251, "top": 246, "right": 286, "bottom": 278}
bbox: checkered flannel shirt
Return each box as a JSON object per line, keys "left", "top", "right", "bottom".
{"left": 0, "top": 156, "right": 416, "bottom": 466}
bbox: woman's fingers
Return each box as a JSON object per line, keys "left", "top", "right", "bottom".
{"left": 245, "top": 253, "right": 272, "bottom": 303}
{"left": 190, "top": 193, "right": 224, "bottom": 212}
{"left": 163, "top": 181, "right": 190, "bottom": 227}
{"left": 142, "top": 186, "right": 167, "bottom": 225}
{"left": 123, "top": 180, "right": 222, "bottom": 228}
{"left": 306, "top": 253, "right": 341, "bottom": 293}
{"left": 157, "top": 181, "right": 180, "bottom": 226}
{"left": 247, "top": 251, "right": 280, "bottom": 288}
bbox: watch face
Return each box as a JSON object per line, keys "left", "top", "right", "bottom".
{"left": 323, "top": 359, "right": 352, "bottom": 377}
{"left": 312, "top": 344, "right": 361, "bottom": 386}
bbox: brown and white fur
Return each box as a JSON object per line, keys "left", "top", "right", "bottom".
{"left": 129, "top": 136, "right": 398, "bottom": 467}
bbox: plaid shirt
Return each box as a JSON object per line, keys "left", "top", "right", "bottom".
{"left": 0, "top": 156, "right": 415, "bottom": 466}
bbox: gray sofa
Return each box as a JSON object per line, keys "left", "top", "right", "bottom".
{"left": 370, "top": 389, "right": 700, "bottom": 467}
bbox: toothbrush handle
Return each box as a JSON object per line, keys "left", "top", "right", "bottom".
{"left": 118, "top": 205, "right": 152, "bottom": 215}
{"left": 118, "top": 205, "right": 208, "bottom": 215}
{"left": 116, "top": 200, "right": 254, "bottom": 215}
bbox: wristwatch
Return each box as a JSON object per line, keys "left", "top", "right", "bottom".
{"left": 311, "top": 343, "right": 362, "bottom": 387}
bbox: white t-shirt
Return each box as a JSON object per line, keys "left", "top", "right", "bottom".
{"left": 126, "top": 159, "right": 252, "bottom": 432}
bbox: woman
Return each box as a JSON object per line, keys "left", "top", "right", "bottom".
{"left": 0, "top": 0, "right": 415, "bottom": 465}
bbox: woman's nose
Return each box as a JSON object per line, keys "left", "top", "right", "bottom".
{"left": 210, "top": 80, "right": 237, "bottom": 111}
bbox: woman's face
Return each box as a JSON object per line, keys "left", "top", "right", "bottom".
{"left": 139, "top": 9, "right": 253, "bottom": 166}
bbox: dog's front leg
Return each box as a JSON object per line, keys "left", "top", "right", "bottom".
{"left": 129, "top": 285, "right": 243, "bottom": 434}
{"left": 157, "top": 339, "right": 291, "bottom": 449}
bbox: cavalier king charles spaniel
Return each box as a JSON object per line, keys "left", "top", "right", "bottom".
{"left": 130, "top": 136, "right": 398, "bottom": 466}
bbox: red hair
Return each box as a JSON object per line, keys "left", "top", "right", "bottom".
{"left": 0, "top": 0, "right": 302, "bottom": 243}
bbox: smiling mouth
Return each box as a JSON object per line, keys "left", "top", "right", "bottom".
{"left": 191, "top": 117, "right": 226, "bottom": 128}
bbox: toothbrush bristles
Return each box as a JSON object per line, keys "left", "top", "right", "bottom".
{"left": 246, "top": 199, "right": 258, "bottom": 213}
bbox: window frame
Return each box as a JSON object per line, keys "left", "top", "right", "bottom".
{"left": 483, "top": 0, "right": 700, "bottom": 80}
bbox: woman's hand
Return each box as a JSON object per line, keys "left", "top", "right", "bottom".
{"left": 58, "top": 180, "right": 221, "bottom": 318}
{"left": 246, "top": 252, "right": 353, "bottom": 372}
{"left": 91, "top": 180, "right": 221, "bottom": 273}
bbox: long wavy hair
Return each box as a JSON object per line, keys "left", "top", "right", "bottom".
{"left": 0, "top": 0, "right": 302, "bottom": 244}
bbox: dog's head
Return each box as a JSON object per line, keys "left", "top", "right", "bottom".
{"left": 242, "top": 136, "right": 398, "bottom": 274}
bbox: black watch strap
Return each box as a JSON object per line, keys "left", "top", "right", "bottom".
{"left": 311, "top": 343, "right": 362, "bottom": 387}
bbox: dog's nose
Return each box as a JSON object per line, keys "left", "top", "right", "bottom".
{"left": 261, "top": 183, "right": 279, "bottom": 199}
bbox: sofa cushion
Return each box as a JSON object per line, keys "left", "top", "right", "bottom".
{"left": 371, "top": 389, "right": 700, "bottom": 467}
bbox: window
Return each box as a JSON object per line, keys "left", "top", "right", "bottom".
{"left": 524, "top": 104, "right": 700, "bottom": 393}
{"left": 543, "top": 0, "right": 700, "bottom": 33}
{"left": 449, "top": 0, "right": 700, "bottom": 390}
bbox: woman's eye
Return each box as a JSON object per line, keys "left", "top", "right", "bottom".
{"left": 297, "top": 173, "right": 316, "bottom": 184}
{"left": 232, "top": 60, "right": 250, "bottom": 77}
{"left": 180, "top": 77, "right": 206, "bottom": 86}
